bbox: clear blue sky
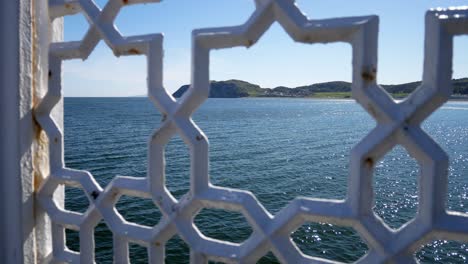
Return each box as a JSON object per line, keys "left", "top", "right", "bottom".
{"left": 63, "top": 0, "right": 468, "bottom": 97}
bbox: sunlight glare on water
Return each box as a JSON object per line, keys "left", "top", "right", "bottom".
{"left": 64, "top": 98, "right": 467, "bottom": 263}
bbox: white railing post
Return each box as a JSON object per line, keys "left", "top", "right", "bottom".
{"left": 0, "top": 0, "right": 63, "bottom": 263}
{"left": 0, "top": 1, "right": 33, "bottom": 263}
{"left": 0, "top": 1, "right": 21, "bottom": 262}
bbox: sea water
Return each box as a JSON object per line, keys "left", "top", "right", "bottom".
{"left": 64, "top": 98, "right": 468, "bottom": 263}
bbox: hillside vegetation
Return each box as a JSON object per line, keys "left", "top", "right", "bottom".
{"left": 173, "top": 78, "right": 468, "bottom": 99}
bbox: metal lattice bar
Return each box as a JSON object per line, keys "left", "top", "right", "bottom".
{"left": 34, "top": 0, "right": 468, "bottom": 263}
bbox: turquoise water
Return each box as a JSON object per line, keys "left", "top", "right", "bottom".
{"left": 64, "top": 98, "right": 467, "bottom": 263}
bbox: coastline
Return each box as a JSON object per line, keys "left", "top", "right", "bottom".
{"left": 66, "top": 94, "right": 468, "bottom": 101}
{"left": 239, "top": 93, "right": 468, "bottom": 101}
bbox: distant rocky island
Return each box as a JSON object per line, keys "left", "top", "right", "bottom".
{"left": 172, "top": 78, "right": 468, "bottom": 99}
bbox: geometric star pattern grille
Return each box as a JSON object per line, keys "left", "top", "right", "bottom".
{"left": 35, "top": 0, "right": 468, "bottom": 263}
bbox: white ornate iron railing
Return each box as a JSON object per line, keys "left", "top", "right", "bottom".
{"left": 29, "top": 0, "right": 468, "bottom": 263}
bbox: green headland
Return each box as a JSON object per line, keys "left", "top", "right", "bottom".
{"left": 173, "top": 78, "right": 468, "bottom": 99}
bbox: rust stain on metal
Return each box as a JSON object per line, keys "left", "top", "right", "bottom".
{"left": 31, "top": 0, "right": 38, "bottom": 107}
{"left": 33, "top": 171, "right": 42, "bottom": 191}
{"left": 247, "top": 40, "right": 254, "bottom": 47}
{"left": 123, "top": 0, "right": 129, "bottom": 5}
{"left": 128, "top": 48, "right": 140, "bottom": 55}
{"left": 403, "top": 119, "right": 410, "bottom": 131}
{"left": 31, "top": 0, "right": 48, "bottom": 192}
{"left": 155, "top": 242, "right": 161, "bottom": 247}
{"left": 33, "top": 120, "right": 50, "bottom": 191}
{"left": 91, "top": 191, "right": 99, "bottom": 200}
{"left": 65, "top": 3, "right": 72, "bottom": 9}
{"left": 365, "top": 157, "right": 374, "bottom": 168}
{"left": 361, "top": 71, "right": 375, "bottom": 82}
{"left": 362, "top": 67, "right": 377, "bottom": 82}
